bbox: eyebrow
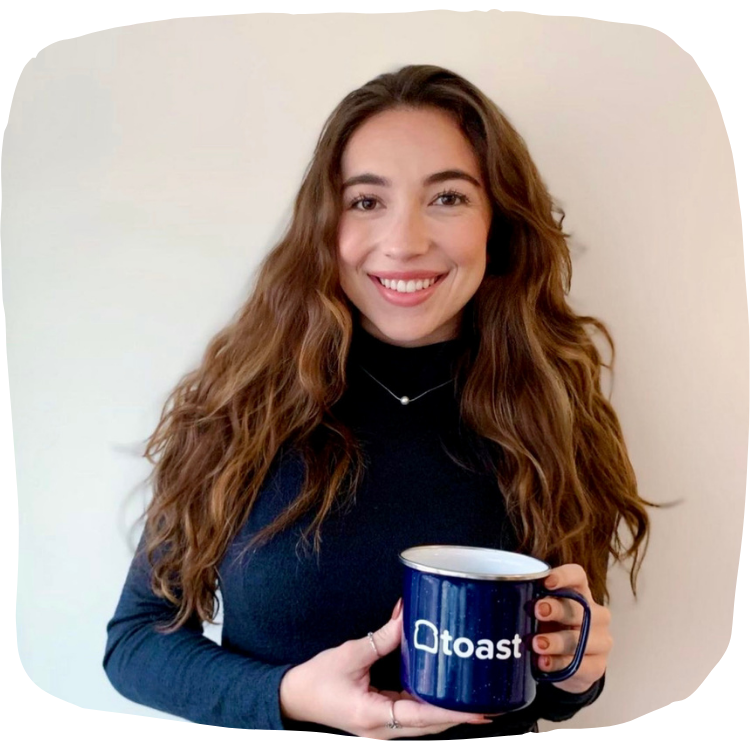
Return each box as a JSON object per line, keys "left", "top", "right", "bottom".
{"left": 341, "top": 169, "right": 482, "bottom": 191}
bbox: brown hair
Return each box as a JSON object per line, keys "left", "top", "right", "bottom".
{"left": 135, "top": 64, "right": 656, "bottom": 633}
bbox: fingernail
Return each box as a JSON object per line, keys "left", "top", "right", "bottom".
{"left": 537, "top": 602, "right": 552, "bottom": 618}
{"left": 468, "top": 719, "right": 494, "bottom": 724}
{"left": 391, "top": 598, "right": 403, "bottom": 620}
{"left": 546, "top": 575, "right": 559, "bottom": 589}
{"left": 535, "top": 636, "right": 550, "bottom": 651}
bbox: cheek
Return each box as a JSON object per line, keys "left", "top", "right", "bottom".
{"left": 448, "top": 224, "right": 489, "bottom": 271}
{"left": 336, "top": 225, "right": 364, "bottom": 302}
{"left": 337, "top": 218, "right": 368, "bottom": 270}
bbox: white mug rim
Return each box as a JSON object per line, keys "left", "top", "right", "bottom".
{"left": 399, "top": 545, "right": 551, "bottom": 581}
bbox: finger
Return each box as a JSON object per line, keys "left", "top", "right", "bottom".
{"left": 361, "top": 693, "right": 485, "bottom": 740}
{"left": 536, "top": 598, "right": 610, "bottom": 627}
{"left": 534, "top": 628, "right": 613, "bottom": 657}
{"left": 363, "top": 693, "right": 490, "bottom": 739}
{"left": 391, "top": 690, "right": 502, "bottom": 718}
{"left": 353, "top": 611, "right": 403, "bottom": 671}
{"left": 388, "top": 697, "right": 489, "bottom": 729}
{"left": 379, "top": 720, "right": 481, "bottom": 739}
{"left": 538, "top": 653, "right": 607, "bottom": 681}
{"left": 535, "top": 596, "right": 584, "bottom": 626}
{"left": 544, "top": 564, "right": 593, "bottom": 599}
{"left": 377, "top": 689, "right": 402, "bottom": 702}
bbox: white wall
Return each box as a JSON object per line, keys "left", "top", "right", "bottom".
{"left": 4, "top": 11, "right": 745, "bottom": 732}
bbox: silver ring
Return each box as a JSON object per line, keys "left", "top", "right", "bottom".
{"left": 386, "top": 701, "right": 402, "bottom": 730}
{"left": 367, "top": 631, "right": 380, "bottom": 657}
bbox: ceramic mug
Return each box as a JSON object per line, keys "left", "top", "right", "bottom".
{"left": 399, "top": 545, "right": 591, "bottom": 713}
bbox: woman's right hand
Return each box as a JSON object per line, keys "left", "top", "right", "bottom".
{"left": 278, "top": 598, "right": 496, "bottom": 739}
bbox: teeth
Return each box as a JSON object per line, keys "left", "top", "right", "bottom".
{"left": 378, "top": 276, "right": 439, "bottom": 293}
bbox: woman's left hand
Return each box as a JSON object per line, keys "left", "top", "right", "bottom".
{"left": 532, "top": 563, "right": 612, "bottom": 694}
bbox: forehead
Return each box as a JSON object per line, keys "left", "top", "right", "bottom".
{"left": 341, "top": 107, "right": 481, "bottom": 176}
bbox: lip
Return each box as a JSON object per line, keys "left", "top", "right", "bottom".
{"left": 368, "top": 273, "right": 447, "bottom": 307}
{"left": 368, "top": 270, "right": 447, "bottom": 281}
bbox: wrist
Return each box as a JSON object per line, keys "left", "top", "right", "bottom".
{"left": 279, "top": 664, "right": 309, "bottom": 723}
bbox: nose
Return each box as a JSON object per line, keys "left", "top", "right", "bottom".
{"left": 382, "top": 206, "right": 431, "bottom": 260}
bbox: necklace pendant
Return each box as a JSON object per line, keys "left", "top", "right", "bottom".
{"left": 400, "top": 396, "right": 410, "bottom": 405}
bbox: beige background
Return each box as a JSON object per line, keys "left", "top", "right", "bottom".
{"left": 4, "top": 11, "right": 745, "bottom": 732}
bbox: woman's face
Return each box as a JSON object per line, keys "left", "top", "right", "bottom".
{"left": 337, "top": 107, "right": 493, "bottom": 347}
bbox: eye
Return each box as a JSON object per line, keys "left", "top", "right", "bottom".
{"left": 433, "top": 189, "right": 470, "bottom": 207}
{"left": 348, "top": 194, "right": 380, "bottom": 211}
{"left": 346, "top": 189, "right": 471, "bottom": 211}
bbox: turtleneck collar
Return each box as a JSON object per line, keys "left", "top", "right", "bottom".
{"left": 347, "top": 321, "right": 465, "bottom": 398}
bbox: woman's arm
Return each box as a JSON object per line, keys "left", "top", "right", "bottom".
{"left": 102, "top": 532, "right": 295, "bottom": 730}
{"left": 104, "top": 539, "right": 489, "bottom": 738}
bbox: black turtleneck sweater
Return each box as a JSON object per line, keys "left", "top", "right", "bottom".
{"left": 103, "top": 323, "right": 604, "bottom": 738}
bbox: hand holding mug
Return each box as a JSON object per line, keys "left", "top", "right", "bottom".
{"left": 533, "top": 563, "right": 612, "bottom": 694}
{"left": 399, "top": 546, "right": 594, "bottom": 713}
{"left": 278, "top": 599, "right": 494, "bottom": 739}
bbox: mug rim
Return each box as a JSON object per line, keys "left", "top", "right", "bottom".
{"left": 399, "top": 544, "right": 551, "bottom": 581}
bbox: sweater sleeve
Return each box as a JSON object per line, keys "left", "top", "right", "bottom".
{"left": 102, "top": 532, "right": 296, "bottom": 730}
{"left": 534, "top": 672, "right": 606, "bottom": 722}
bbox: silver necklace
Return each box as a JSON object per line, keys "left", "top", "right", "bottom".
{"left": 360, "top": 366, "right": 453, "bottom": 405}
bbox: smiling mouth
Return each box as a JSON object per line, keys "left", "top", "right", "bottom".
{"left": 369, "top": 274, "right": 448, "bottom": 293}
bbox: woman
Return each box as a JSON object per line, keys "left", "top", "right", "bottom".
{"left": 103, "top": 64, "right": 652, "bottom": 739}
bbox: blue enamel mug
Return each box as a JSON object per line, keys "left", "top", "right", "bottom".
{"left": 399, "top": 545, "right": 591, "bottom": 713}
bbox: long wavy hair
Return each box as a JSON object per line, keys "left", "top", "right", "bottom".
{"left": 135, "top": 64, "right": 657, "bottom": 633}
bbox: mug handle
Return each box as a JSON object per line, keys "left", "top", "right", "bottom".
{"left": 534, "top": 588, "right": 591, "bottom": 683}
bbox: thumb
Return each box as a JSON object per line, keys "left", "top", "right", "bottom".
{"left": 357, "top": 598, "right": 403, "bottom": 668}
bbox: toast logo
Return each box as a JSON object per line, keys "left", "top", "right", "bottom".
{"left": 413, "top": 619, "right": 523, "bottom": 660}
